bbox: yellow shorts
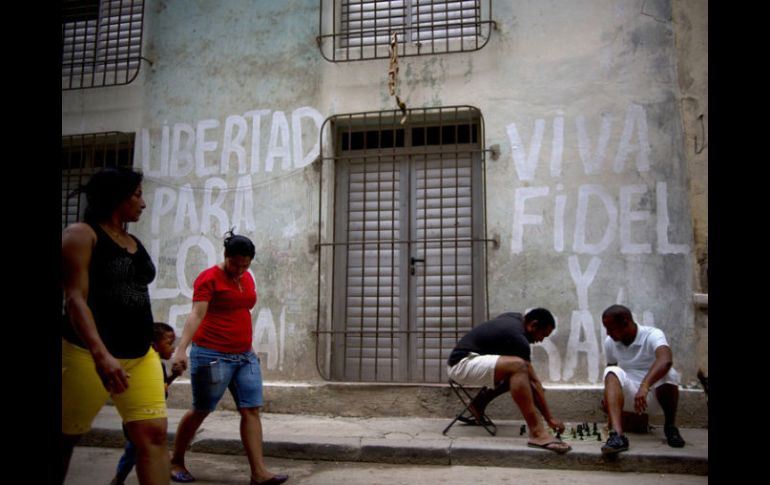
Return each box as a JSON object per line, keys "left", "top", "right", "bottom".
{"left": 62, "top": 339, "right": 167, "bottom": 435}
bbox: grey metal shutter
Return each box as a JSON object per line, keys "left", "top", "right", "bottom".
{"left": 411, "top": 154, "right": 474, "bottom": 382}
{"left": 409, "top": 0, "right": 480, "bottom": 41}
{"left": 341, "top": 0, "right": 406, "bottom": 47}
{"left": 62, "top": 0, "right": 144, "bottom": 88}
{"left": 62, "top": 18, "right": 98, "bottom": 78}
{"left": 342, "top": 157, "right": 406, "bottom": 381}
{"left": 340, "top": 0, "right": 479, "bottom": 47}
{"left": 95, "top": 0, "right": 143, "bottom": 70}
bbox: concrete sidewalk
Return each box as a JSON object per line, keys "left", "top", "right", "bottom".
{"left": 81, "top": 406, "right": 708, "bottom": 476}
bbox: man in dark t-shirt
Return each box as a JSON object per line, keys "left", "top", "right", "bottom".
{"left": 447, "top": 308, "right": 570, "bottom": 454}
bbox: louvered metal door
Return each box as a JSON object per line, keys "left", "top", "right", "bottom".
{"left": 334, "top": 156, "right": 409, "bottom": 381}
{"left": 410, "top": 153, "right": 476, "bottom": 382}
{"left": 332, "top": 148, "right": 484, "bottom": 382}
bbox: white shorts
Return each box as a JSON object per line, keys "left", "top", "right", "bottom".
{"left": 447, "top": 353, "right": 500, "bottom": 389}
{"left": 603, "top": 365, "right": 681, "bottom": 415}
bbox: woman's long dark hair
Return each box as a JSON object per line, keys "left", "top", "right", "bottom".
{"left": 81, "top": 167, "right": 143, "bottom": 224}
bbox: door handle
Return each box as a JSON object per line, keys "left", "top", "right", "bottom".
{"left": 410, "top": 257, "right": 425, "bottom": 275}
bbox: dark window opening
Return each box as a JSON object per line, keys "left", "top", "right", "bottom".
{"left": 62, "top": 0, "right": 100, "bottom": 23}
{"left": 341, "top": 128, "right": 407, "bottom": 151}
{"left": 412, "top": 123, "right": 477, "bottom": 146}
{"left": 340, "top": 123, "right": 477, "bottom": 151}
{"left": 61, "top": 132, "right": 135, "bottom": 229}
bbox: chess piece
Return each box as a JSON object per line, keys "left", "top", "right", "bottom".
{"left": 519, "top": 424, "right": 526, "bottom": 436}
{"left": 571, "top": 427, "right": 576, "bottom": 439}
{"left": 593, "top": 422, "right": 598, "bottom": 435}
{"left": 556, "top": 430, "right": 561, "bottom": 440}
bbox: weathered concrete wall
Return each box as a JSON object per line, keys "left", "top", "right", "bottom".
{"left": 133, "top": 0, "right": 325, "bottom": 380}
{"left": 62, "top": 0, "right": 706, "bottom": 388}
{"left": 672, "top": 0, "right": 707, "bottom": 381}
{"left": 672, "top": 0, "right": 707, "bottom": 294}
{"left": 453, "top": 0, "right": 697, "bottom": 386}
{"left": 61, "top": 70, "right": 145, "bottom": 135}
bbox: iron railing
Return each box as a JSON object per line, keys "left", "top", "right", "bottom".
{"left": 317, "top": 0, "right": 496, "bottom": 62}
{"left": 61, "top": 0, "right": 145, "bottom": 90}
{"left": 314, "top": 106, "right": 497, "bottom": 383}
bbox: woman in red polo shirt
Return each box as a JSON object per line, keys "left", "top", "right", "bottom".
{"left": 169, "top": 231, "right": 288, "bottom": 485}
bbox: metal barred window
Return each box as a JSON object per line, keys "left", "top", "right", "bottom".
{"left": 61, "top": 0, "right": 145, "bottom": 90}
{"left": 315, "top": 107, "right": 495, "bottom": 383}
{"left": 61, "top": 132, "right": 135, "bottom": 229}
{"left": 318, "top": 0, "right": 496, "bottom": 61}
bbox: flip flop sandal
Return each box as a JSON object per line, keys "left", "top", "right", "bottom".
{"left": 527, "top": 440, "right": 572, "bottom": 454}
{"left": 251, "top": 475, "right": 289, "bottom": 485}
{"left": 171, "top": 469, "right": 196, "bottom": 483}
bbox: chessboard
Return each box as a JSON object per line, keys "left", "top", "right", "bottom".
{"left": 516, "top": 422, "right": 608, "bottom": 442}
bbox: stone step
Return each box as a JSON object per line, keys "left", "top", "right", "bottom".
{"left": 166, "top": 381, "right": 709, "bottom": 428}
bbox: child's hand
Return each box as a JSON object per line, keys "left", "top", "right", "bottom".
{"left": 171, "top": 360, "right": 186, "bottom": 376}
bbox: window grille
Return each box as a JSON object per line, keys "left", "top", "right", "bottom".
{"left": 315, "top": 107, "right": 495, "bottom": 383}
{"left": 61, "top": 132, "right": 135, "bottom": 229}
{"left": 318, "top": 0, "right": 495, "bottom": 62}
{"left": 61, "top": 0, "right": 145, "bottom": 90}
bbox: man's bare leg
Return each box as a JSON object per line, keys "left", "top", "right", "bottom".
{"left": 655, "top": 383, "right": 685, "bottom": 447}
{"left": 494, "top": 356, "right": 568, "bottom": 450}
{"left": 603, "top": 372, "right": 625, "bottom": 435}
{"left": 468, "top": 380, "right": 509, "bottom": 419}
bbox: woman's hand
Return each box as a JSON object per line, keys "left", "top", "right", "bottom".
{"left": 170, "top": 300, "right": 209, "bottom": 377}
{"left": 171, "top": 350, "right": 189, "bottom": 376}
{"left": 94, "top": 352, "right": 130, "bottom": 393}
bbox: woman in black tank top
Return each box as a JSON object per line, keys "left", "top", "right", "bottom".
{"left": 62, "top": 167, "right": 169, "bottom": 484}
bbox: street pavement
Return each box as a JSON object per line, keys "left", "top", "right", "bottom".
{"left": 78, "top": 405, "right": 708, "bottom": 476}
{"left": 65, "top": 446, "right": 708, "bottom": 485}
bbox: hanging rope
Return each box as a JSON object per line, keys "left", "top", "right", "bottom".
{"left": 388, "top": 32, "right": 408, "bottom": 125}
